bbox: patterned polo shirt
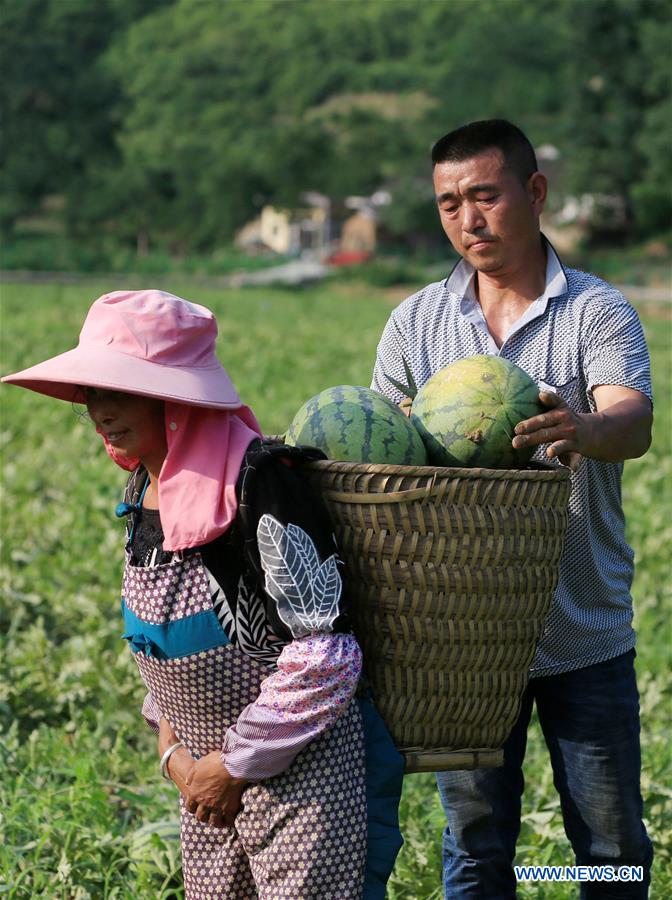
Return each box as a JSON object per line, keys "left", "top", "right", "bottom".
{"left": 371, "top": 238, "right": 652, "bottom": 677}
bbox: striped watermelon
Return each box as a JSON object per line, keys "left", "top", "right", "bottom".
{"left": 128, "top": 817, "right": 180, "bottom": 863}
{"left": 285, "top": 385, "right": 427, "bottom": 465}
{"left": 411, "top": 356, "right": 543, "bottom": 469}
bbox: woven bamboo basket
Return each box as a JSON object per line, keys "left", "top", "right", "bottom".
{"left": 296, "top": 457, "right": 572, "bottom": 773}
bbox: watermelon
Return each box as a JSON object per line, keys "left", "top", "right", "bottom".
{"left": 410, "top": 356, "right": 543, "bottom": 469}
{"left": 128, "top": 818, "right": 180, "bottom": 863}
{"left": 285, "top": 385, "right": 428, "bottom": 465}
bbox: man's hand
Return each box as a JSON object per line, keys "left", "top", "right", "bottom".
{"left": 512, "top": 385, "right": 652, "bottom": 469}
{"left": 399, "top": 397, "right": 412, "bottom": 417}
{"left": 512, "top": 391, "right": 585, "bottom": 471}
{"left": 184, "top": 751, "right": 248, "bottom": 828}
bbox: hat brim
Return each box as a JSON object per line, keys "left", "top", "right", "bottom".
{"left": 2, "top": 345, "right": 242, "bottom": 410}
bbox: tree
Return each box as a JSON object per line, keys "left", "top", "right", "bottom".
{"left": 0, "top": 0, "right": 174, "bottom": 236}
{"left": 562, "top": 0, "right": 671, "bottom": 240}
{"left": 633, "top": 0, "right": 672, "bottom": 236}
{"left": 2, "top": 0, "right": 668, "bottom": 252}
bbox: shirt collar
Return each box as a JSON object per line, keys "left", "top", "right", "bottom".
{"left": 445, "top": 235, "right": 568, "bottom": 305}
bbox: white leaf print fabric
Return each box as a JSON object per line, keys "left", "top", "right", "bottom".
{"left": 256, "top": 514, "right": 343, "bottom": 639}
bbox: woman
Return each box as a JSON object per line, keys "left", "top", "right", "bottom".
{"left": 3, "top": 289, "right": 403, "bottom": 899}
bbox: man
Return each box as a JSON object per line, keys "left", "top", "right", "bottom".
{"left": 371, "top": 119, "right": 654, "bottom": 898}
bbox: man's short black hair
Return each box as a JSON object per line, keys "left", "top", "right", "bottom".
{"left": 431, "top": 119, "right": 538, "bottom": 184}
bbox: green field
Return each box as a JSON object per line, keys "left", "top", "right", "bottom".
{"left": 1, "top": 281, "right": 670, "bottom": 898}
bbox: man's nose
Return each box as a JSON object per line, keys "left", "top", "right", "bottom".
{"left": 462, "top": 202, "right": 485, "bottom": 232}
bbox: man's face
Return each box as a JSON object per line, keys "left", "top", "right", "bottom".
{"left": 433, "top": 148, "right": 546, "bottom": 275}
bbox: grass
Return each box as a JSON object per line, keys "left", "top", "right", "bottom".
{"left": 1, "top": 235, "right": 281, "bottom": 278}
{"left": 1, "top": 280, "right": 670, "bottom": 898}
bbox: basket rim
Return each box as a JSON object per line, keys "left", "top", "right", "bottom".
{"left": 301, "top": 456, "right": 571, "bottom": 483}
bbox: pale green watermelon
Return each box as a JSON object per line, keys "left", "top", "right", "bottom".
{"left": 285, "top": 385, "right": 428, "bottom": 465}
{"left": 411, "top": 356, "right": 543, "bottom": 469}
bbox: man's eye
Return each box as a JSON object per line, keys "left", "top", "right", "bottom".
{"left": 442, "top": 205, "right": 458, "bottom": 214}
{"left": 478, "top": 196, "right": 497, "bottom": 204}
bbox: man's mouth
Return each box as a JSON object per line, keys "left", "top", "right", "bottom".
{"left": 466, "top": 239, "right": 494, "bottom": 250}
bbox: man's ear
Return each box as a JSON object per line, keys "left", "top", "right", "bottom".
{"left": 528, "top": 171, "right": 548, "bottom": 215}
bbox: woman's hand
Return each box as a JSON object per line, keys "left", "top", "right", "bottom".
{"left": 184, "top": 751, "right": 248, "bottom": 828}
{"left": 158, "top": 718, "right": 247, "bottom": 827}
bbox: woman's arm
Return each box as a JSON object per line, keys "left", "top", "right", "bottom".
{"left": 220, "top": 631, "right": 361, "bottom": 780}
{"left": 171, "top": 630, "right": 361, "bottom": 824}
{"left": 186, "top": 457, "right": 361, "bottom": 816}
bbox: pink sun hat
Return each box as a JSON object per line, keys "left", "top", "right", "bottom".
{"left": 2, "top": 289, "right": 242, "bottom": 409}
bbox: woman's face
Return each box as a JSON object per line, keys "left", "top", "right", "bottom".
{"left": 84, "top": 388, "right": 167, "bottom": 467}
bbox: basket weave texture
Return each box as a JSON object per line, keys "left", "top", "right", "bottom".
{"left": 299, "top": 458, "right": 572, "bottom": 772}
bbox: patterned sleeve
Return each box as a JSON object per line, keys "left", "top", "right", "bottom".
{"left": 141, "top": 691, "right": 162, "bottom": 735}
{"left": 220, "top": 632, "right": 362, "bottom": 780}
{"left": 371, "top": 311, "right": 411, "bottom": 403}
{"left": 581, "top": 292, "right": 653, "bottom": 403}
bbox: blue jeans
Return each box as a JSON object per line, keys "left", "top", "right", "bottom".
{"left": 436, "top": 651, "right": 653, "bottom": 898}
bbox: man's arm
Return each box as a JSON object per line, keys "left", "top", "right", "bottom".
{"left": 512, "top": 385, "right": 652, "bottom": 469}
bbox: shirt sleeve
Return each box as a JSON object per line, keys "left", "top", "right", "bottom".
{"left": 581, "top": 292, "right": 653, "bottom": 403}
{"left": 141, "top": 690, "right": 162, "bottom": 734}
{"left": 220, "top": 632, "right": 361, "bottom": 780}
{"left": 371, "top": 312, "right": 411, "bottom": 404}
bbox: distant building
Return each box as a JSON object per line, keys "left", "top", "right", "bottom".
{"left": 235, "top": 189, "right": 389, "bottom": 260}
{"left": 340, "top": 209, "right": 377, "bottom": 255}
{"left": 235, "top": 201, "right": 327, "bottom": 257}
{"left": 260, "top": 205, "right": 327, "bottom": 255}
